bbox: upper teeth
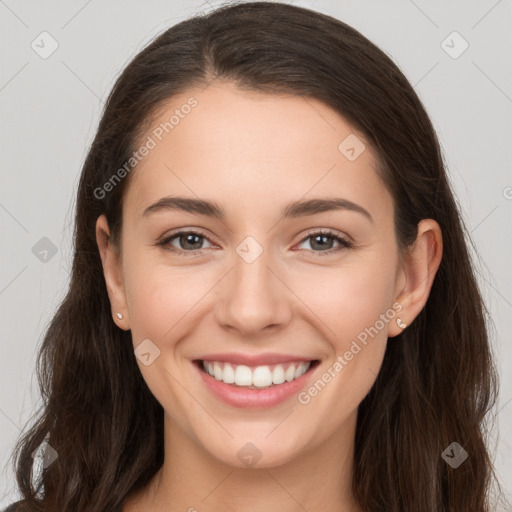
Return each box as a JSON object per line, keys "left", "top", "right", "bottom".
{"left": 202, "top": 361, "right": 312, "bottom": 388}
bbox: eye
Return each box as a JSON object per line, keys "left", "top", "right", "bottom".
{"left": 296, "top": 229, "right": 352, "bottom": 255}
{"left": 156, "top": 228, "right": 352, "bottom": 257}
{"left": 157, "top": 230, "right": 214, "bottom": 255}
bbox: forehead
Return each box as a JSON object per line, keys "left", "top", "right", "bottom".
{"left": 123, "top": 81, "right": 392, "bottom": 224}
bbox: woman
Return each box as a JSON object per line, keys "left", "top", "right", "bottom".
{"left": 5, "top": 2, "right": 503, "bottom": 511}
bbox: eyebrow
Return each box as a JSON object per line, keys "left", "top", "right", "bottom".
{"left": 142, "top": 196, "right": 373, "bottom": 223}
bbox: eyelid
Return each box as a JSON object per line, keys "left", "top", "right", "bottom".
{"left": 294, "top": 228, "right": 353, "bottom": 253}
{"left": 157, "top": 227, "right": 353, "bottom": 256}
{"left": 157, "top": 227, "right": 215, "bottom": 249}
{"left": 297, "top": 227, "right": 353, "bottom": 245}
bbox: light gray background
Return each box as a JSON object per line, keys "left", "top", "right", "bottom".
{"left": 1, "top": 0, "right": 511, "bottom": 507}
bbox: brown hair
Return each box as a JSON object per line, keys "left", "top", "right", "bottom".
{"left": 8, "top": 2, "right": 503, "bottom": 510}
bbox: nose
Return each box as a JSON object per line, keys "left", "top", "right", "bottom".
{"left": 213, "top": 244, "right": 293, "bottom": 336}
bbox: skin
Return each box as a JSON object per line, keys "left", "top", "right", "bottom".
{"left": 96, "top": 81, "right": 442, "bottom": 512}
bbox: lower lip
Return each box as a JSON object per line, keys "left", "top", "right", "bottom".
{"left": 193, "top": 360, "right": 319, "bottom": 409}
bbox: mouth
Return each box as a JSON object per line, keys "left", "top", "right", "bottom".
{"left": 193, "top": 359, "right": 321, "bottom": 389}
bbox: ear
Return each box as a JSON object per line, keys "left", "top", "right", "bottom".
{"left": 388, "top": 219, "right": 443, "bottom": 337}
{"left": 96, "top": 214, "right": 130, "bottom": 330}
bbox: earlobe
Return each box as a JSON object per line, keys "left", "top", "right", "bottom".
{"left": 388, "top": 219, "right": 443, "bottom": 338}
{"left": 95, "top": 214, "right": 130, "bottom": 330}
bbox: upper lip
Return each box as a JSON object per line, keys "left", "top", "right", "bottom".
{"left": 195, "top": 352, "right": 317, "bottom": 366}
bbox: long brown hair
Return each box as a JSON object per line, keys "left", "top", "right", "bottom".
{"left": 8, "top": 2, "right": 502, "bottom": 510}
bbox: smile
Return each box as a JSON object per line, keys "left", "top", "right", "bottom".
{"left": 193, "top": 358, "right": 321, "bottom": 408}
{"left": 200, "top": 360, "right": 315, "bottom": 388}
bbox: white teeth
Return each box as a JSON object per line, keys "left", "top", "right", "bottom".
{"left": 213, "top": 362, "right": 223, "bottom": 381}
{"left": 252, "top": 366, "right": 273, "bottom": 388}
{"left": 222, "top": 363, "right": 235, "bottom": 384}
{"left": 295, "top": 362, "right": 309, "bottom": 379}
{"left": 234, "top": 365, "right": 253, "bottom": 386}
{"left": 272, "top": 364, "right": 286, "bottom": 385}
{"left": 201, "top": 360, "right": 312, "bottom": 387}
{"left": 284, "top": 365, "right": 296, "bottom": 382}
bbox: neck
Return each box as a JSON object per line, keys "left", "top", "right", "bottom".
{"left": 125, "top": 410, "right": 360, "bottom": 512}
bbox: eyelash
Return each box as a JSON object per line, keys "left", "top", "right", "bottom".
{"left": 156, "top": 228, "right": 353, "bottom": 257}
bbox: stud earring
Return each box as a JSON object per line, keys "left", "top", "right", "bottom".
{"left": 116, "top": 313, "right": 123, "bottom": 319}
{"left": 396, "top": 318, "right": 407, "bottom": 329}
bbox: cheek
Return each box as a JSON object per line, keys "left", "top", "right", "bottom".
{"left": 292, "top": 265, "right": 396, "bottom": 426}
{"left": 125, "top": 263, "right": 206, "bottom": 342}
{"left": 122, "top": 258, "right": 213, "bottom": 413}
{"left": 289, "top": 253, "right": 398, "bottom": 407}
{"left": 292, "top": 256, "right": 398, "bottom": 345}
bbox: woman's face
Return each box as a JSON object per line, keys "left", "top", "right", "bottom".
{"left": 101, "top": 81, "right": 408, "bottom": 468}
